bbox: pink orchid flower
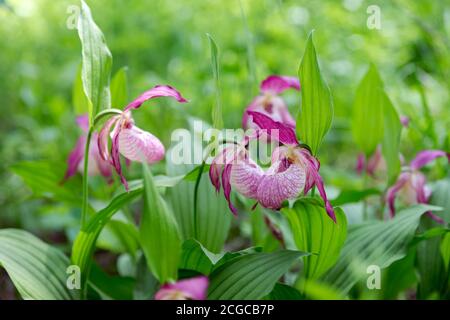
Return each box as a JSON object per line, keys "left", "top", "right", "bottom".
{"left": 209, "top": 111, "right": 336, "bottom": 222}
{"left": 63, "top": 114, "right": 112, "bottom": 182}
{"left": 242, "top": 75, "right": 300, "bottom": 129}
{"left": 386, "top": 150, "right": 449, "bottom": 222}
{"left": 155, "top": 276, "right": 208, "bottom": 300}
{"left": 98, "top": 85, "right": 187, "bottom": 190}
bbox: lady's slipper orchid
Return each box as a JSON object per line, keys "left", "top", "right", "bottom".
{"left": 98, "top": 85, "right": 187, "bottom": 190}
{"left": 242, "top": 75, "right": 300, "bottom": 129}
{"left": 63, "top": 114, "right": 112, "bottom": 181}
{"left": 155, "top": 276, "right": 208, "bottom": 300}
{"left": 209, "top": 111, "right": 336, "bottom": 222}
{"left": 356, "top": 146, "right": 386, "bottom": 177}
{"left": 386, "top": 150, "right": 449, "bottom": 222}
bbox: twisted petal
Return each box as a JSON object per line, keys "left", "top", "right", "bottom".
{"left": 222, "top": 163, "right": 238, "bottom": 215}
{"left": 356, "top": 153, "right": 365, "bottom": 175}
{"left": 117, "top": 125, "right": 165, "bottom": 164}
{"left": 386, "top": 172, "right": 410, "bottom": 217}
{"left": 410, "top": 150, "right": 449, "bottom": 171}
{"left": 260, "top": 75, "right": 300, "bottom": 94}
{"left": 98, "top": 115, "right": 120, "bottom": 161}
{"left": 247, "top": 111, "right": 298, "bottom": 146}
{"left": 125, "top": 85, "right": 187, "bottom": 111}
{"left": 256, "top": 160, "right": 305, "bottom": 210}
{"left": 155, "top": 276, "right": 208, "bottom": 300}
{"left": 90, "top": 133, "right": 112, "bottom": 180}
{"left": 63, "top": 136, "right": 87, "bottom": 181}
{"left": 230, "top": 158, "right": 264, "bottom": 199}
{"left": 110, "top": 125, "right": 128, "bottom": 190}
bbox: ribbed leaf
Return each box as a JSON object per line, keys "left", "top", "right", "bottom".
{"left": 381, "top": 92, "right": 402, "bottom": 185}
{"left": 323, "top": 204, "right": 442, "bottom": 294}
{"left": 110, "top": 67, "right": 128, "bottom": 109}
{"left": 267, "top": 283, "right": 303, "bottom": 300}
{"left": 441, "top": 233, "right": 450, "bottom": 273}
{"left": 179, "top": 239, "right": 219, "bottom": 275}
{"left": 331, "top": 188, "right": 380, "bottom": 207}
{"left": 140, "top": 163, "right": 181, "bottom": 283}
{"left": 283, "top": 199, "right": 347, "bottom": 279}
{"left": 166, "top": 161, "right": 231, "bottom": 253}
{"left": 78, "top": 0, "right": 112, "bottom": 124}
{"left": 206, "top": 34, "right": 223, "bottom": 129}
{"left": 352, "top": 64, "right": 384, "bottom": 156}
{"left": 297, "top": 31, "right": 334, "bottom": 155}
{"left": 0, "top": 229, "right": 75, "bottom": 300}
{"left": 208, "top": 250, "right": 308, "bottom": 300}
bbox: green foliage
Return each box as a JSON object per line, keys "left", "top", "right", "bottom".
{"left": 297, "top": 31, "right": 334, "bottom": 155}
{"left": 207, "top": 34, "right": 223, "bottom": 130}
{"left": 283, "top": 199, "right": 347, "bottom": 279}
{"left": 0, "top": 229, "right": 75, "bottom": 300}
{"left": 110, "top": 67, "right": 129, "bottom": 109}
{"left": 78, "top": 0, "right": 112, "bottom": 125}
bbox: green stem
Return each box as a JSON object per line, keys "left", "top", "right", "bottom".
{"left": 80, "top": 127, "right": 93, "bottom": 229}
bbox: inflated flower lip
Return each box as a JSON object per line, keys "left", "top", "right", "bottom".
{"left": 242, "top": 75, "right": 300, "bottom": 130}
{"left": 386, "top": 149, "right": 449, "bottom": 222}
{"left": 155, "top": 276, "right": 208, "bottom": 300}
{"left": 98, "top": 85, "right": 187, "bottom": 190}
{"left": 63, "top": 114, "right": 112, "bottom": 182}
{"left": 209, "top": 110, "right": 336, "bottom": 222}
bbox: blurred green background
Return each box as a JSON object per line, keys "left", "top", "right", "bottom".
{"left": 1, "top": 0, "right": 449, "bottom": 230}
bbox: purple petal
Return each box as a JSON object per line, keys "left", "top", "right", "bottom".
{"left": 400, "top": 116, "right": 410, "bottom": 128}
{"left": 98, "top": 115, "right": 120, "bottom": 161}
{"left": 367, "top": 146, "right": 383, "bottom": 176}
{"left": 117, "top": 125, "right": 165, "bottom": 164}
{"left": 76, "top": 114, "right": 89, "bottom": 133}
{"left": 124, "top": 85, "right": 188, "bottom": 111}
{"left": 356, "top": 153, "right": 365, "bottom": 175}
{"left": 230, "top": 158, "right": 264, "bottom": 199}
{"left": 242, "top": 96, "right": 296, "bottom": 129}
{"left": 90, "top": 133, "right": 112, "bottom": 180}
{"left": 247, "top": 111, "right": 299, "bottom": 146}
{"left": 63, "top": 136, "right": 87, "bottom": 181}
{"left": 260, "top": 75, "right": 300, "bottom": 94}
{"left": 256, "top": 160, "right": 306, "bottom": 210}
{"left": 111, "top": 124, "right": 128, "bottom": 191}
{"left": 155, "top": 276, "right": 209, "bottom": 300}
{"left": 386, "top": 172, "right": 410, "bottom": 217}
{"left": 222, "top": 164, "right": 238, "bottom": 216}
{"left": 410, "top": 150, "right": 449, "bottom": 171}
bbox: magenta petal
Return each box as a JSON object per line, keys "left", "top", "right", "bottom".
{"left": 222, "top": 164, "right": 238, "bottom": 216}
{"left": 76, "top": 114, "right": 89, "bottom": 133}
{"left": 410, "top": 150, "right": 449, "bottom": 171}
{"left": 111, "top": 126, "right": 128, "bottom": 191}
{"left": 256, "top": 161, "right": 305, "bottom": 210}
{"left": 209, "top": 148, "right": 228, "bottom": 193}
{"left": 243, "top": 96, "right": 296, "bottom": 129}
{"left": 124, "top": 85, "right": 188, "bottom": 111}
{"left": 260, "top": 75, "right": 300, "bottom": 94}
{"left": 356, "top": 153, "right": 365, "bottom": 175}
{"left": 247, "top": 111, "right": 299, "bottom": 146}
{"left": 230, "top": 159, "right": 264, "bottom": 199}
{"left": 386, "top": 172, "right": 410, "bottom": 217}
{"left": 117, "top": 125, "right": 165, "bottom": 164}
{"left": 98, "top": 115, "right": 120, "bottom": 161}
{"left": 367, "top": 146, "right": 382, "bottom": 176}
{"left": 155, "top": 276, "right": 209, "bottom": 300}
{"left": 63, "top": 136, "right": 87, "bottom": 181}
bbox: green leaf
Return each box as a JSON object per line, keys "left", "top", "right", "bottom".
{"left": 206, "top": 34, "right": 223, "bottom": 129}
{"left": 323, "top": 204, "right": 442, "bottom": 294}
{"left": 441, "top": 233, "right": 450, "bottom": 273}
{"left": 381, "top": 92, "right": 402, "bottom": 185}
{"left": 11, "top": 161, "right": 82, "bottom": 205}
{"left": 88, "top": 263, "right": 134, "bottom": 300}
{"left": 352, "top": 64, "right": 384, "bottom": 156}
{"left": 331, "top": 188, "right": 380, "bottom": 207}
{"left": 78, "top": 0, "right": 112, "bottom": 125}
{"left": 208, "top": 250, "right": 308, "bottom": 300}
{"left": 179, "top": 239, "right": 217, "bottom": 275}
{"left": 267, "top": 283, "right": 303, "bottom": 300}
{"left": 166, "top": 161, "right": 231, "bottom": 253}
{"left": 0, "top": 229, "right": 75, "bottom": 300}
{"left": 139, "top": 163, "right": 181, "bottom": 283}
{"left": 297, "top": 31, "right": 334, "bottom": 155}
{"left": 110, "top": 66, "right": 128, "bottom": 109}
{"left": 283, "top": 199, "right": 347, "bottom": 279}
{"left": 73, "top": 65, "right": 89, "bottom": 115}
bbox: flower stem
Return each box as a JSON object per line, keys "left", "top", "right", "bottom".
{"left": 80, "top": 127, "right": 93, "bottom": 229}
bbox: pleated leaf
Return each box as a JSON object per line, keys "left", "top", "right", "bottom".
{"left": 208, "top": 250, "right": 308, "bottom": 300}
{"left": 283, "top": 198, "right": 347, "bottom": 279}
{"left": 0, "top": 229, "right": 75, "bottom": 300}
{"left": 351, "top": 64, "right": 384, "bottom": 156}
{"left": 323, "top": 204, "right": 441, "bottom": 294}
{"left": 78, "top": 0, "right": 112, "bottom": 125}
{"left": 139, "top": 163, "right": 181, "bottom": 283}
{"left": 297, "top": 31, "right": 334, "bottom": 155}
